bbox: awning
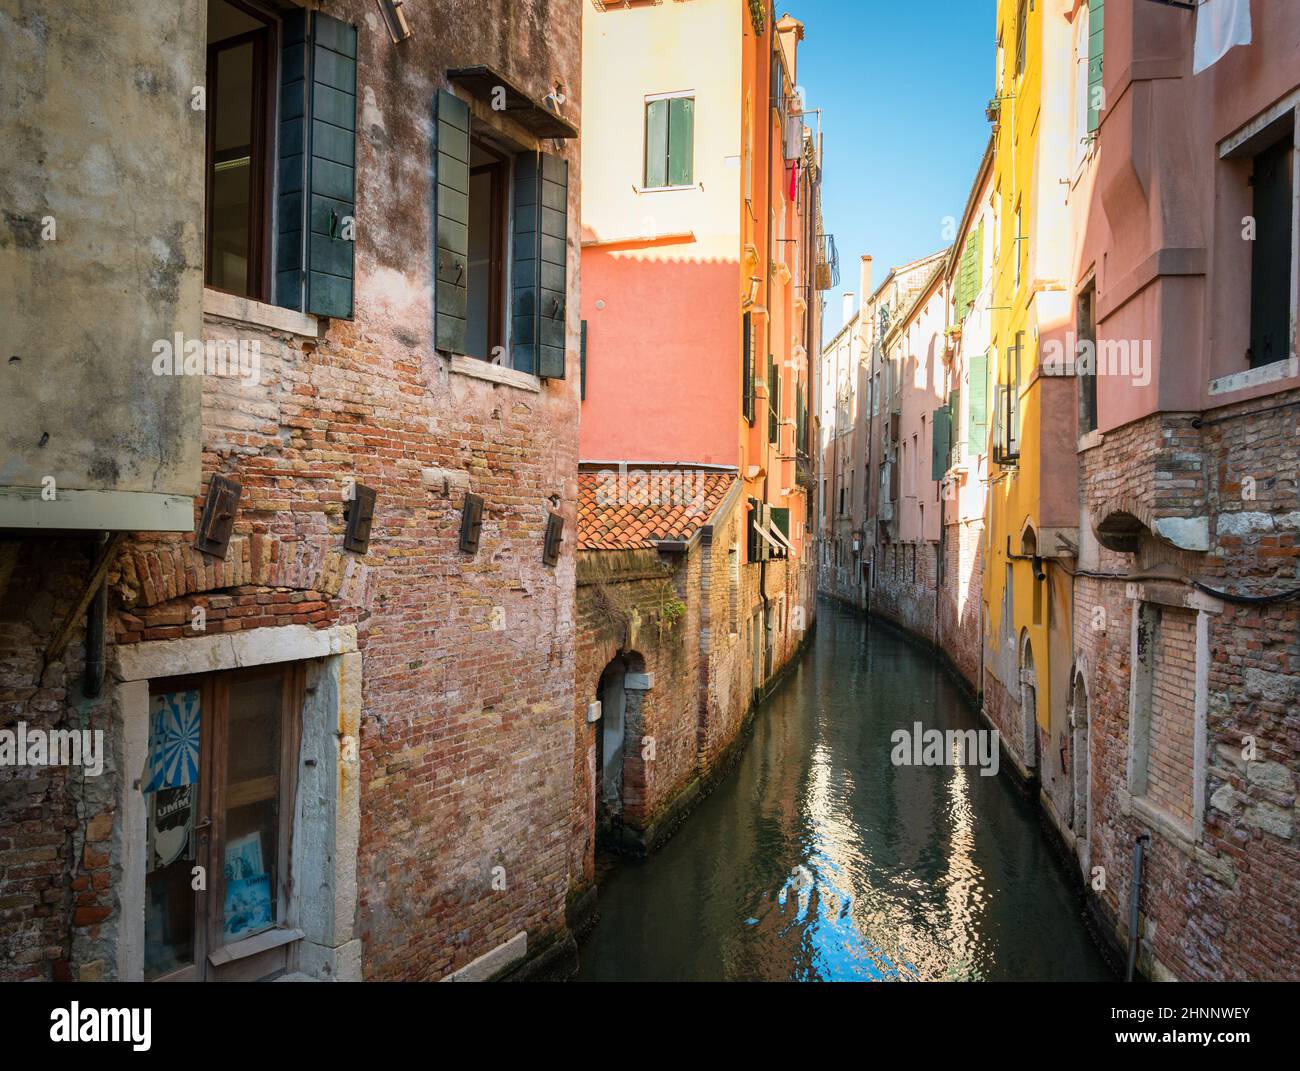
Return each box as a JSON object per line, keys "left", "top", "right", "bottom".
{"left": 753, "top": 521, "right": 784, "bottom": 553}
{"left": 447, "top": 66, "right": 579, "bottom": 139}
{"left": 768, "top": 522, "right": 797, "bottom": 554}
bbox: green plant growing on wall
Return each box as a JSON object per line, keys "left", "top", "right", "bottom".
{"left": 656, "top": 582, "right": 687, "bottom": 631}
{"left": 748, "top": 0, "right": 766, "bottom": 35}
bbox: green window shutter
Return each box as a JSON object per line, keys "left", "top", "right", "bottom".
{"left": 580, "top": 319, "right": 587, "bottom": 401}
{"left": 645, "top": 99, "right": 668, "bottom": 188}
{"left": 748, "top": 309, "right": 759, "bottom": 423}
{"left": 306, "top": 14, "right": 357, "bottom": 318}
{"left": 276, "top": 11, "right": 357, "bottom": 318}
{"left": 668, "top": 96, "right": 694, "bottom": 186}
{"left": 770, "top": 507, "right": 790, "bottom": 557}
{"left": 434, "top": 89, "right": 469, "bottom": 354}
{"left": 513, "top": 151, "right": 569, "bottom": 377}
{"left": 275, "top": 11, "right": 308, "bottom": 309}
{"left": 768, "top": 357, "right": 779, "bottom": 443}
{"left": 972, "top": 218, "right": 984, "bottom": 298}
{"left": 931, "top": 404, "right": 952, "bottom": 481}
{"left": 1087, "top": 0, "right": 1104, "bottom": 133}
{"left": 968, "top": 350, "right": 989, "bottom": 453}
{"left": 949, "top": 385, "right": 962, "bottom": 464}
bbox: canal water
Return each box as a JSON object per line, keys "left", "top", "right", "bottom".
{"left": 576, "top": 600, "right": 1115, "bottom": 982}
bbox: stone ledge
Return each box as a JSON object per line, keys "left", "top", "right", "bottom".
{"left": 203, "top": 287, "right": 319, "bottom": 338}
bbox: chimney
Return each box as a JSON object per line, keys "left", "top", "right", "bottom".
{"left": 842, "top": 292, "right": 855, "bottom": 329}
{"left": 860, "top": 255, "right": 873, "bottom": 306}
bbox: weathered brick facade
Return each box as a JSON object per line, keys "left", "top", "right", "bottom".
{"left": 1, "top": 0, "right": 584, "bottom": 982}
{"left": 571, "top": 475, "right": 815, "bottom": 907}
{"left": 1074, "top": 392, "right": 1300, "bottom": 981}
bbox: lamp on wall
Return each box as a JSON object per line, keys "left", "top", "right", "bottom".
{"left": 376, "top": 0, "right": 413, "bottom": 43}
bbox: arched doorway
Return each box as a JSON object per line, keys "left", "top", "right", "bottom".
{"left": 1019, "top": 630, "right": 1038, "bottom": 771}
{"left": 594, "top": 651, "right": 647, "bottom": 829}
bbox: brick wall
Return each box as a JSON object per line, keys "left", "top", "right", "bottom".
{"left": 938, "top": 517, "right": 984, "bottom": 690}
{"left": 1145, "top": 606, "right": 1197, "bottom": 828}
{"left": 1076, "top": 391, "right": 1300, "bottom": 981}
{"left": 1, "top": 0, "right": 585, "bottom": 982}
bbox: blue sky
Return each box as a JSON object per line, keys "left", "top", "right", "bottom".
{"left": 789, "top": 0, "right": 996, "bottom": 333}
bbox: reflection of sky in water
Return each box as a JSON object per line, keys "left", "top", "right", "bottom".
{"left": 575, "top": 606, "right": 1114, "bottom": 983}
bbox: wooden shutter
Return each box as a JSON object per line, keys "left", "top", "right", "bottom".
{"left": 1087, "top": 0, "right": 1104, "bottom": 133}
{"left": 306, "top": 15, "right": 356, "bottom": 318}
{"left": 434, "top": 89, "right": 470, "bottom": 354}
{"left": 645, "top": 99, "right": 668, "bottom": 187}
{"left": 580, "top": 319, "right": 588, "bottom": 400}
{"left": 931, "top": 405, "right": 951, "bottom": 481}
{"left": 275, "top": 11, "right": 309, "bottom": 310}
{"left": 276, "top": 11, "right": 357, "bottom": 318}
{"left": 668, "top": 97, "right": 694, "bottom": 186}
{"left": 748, "top": 309, "right": 759, "bottom": 423}
{"left": 968, "top": 350, "right": 989, "bottom": 453}
{"left": 768, "top": 357, "right": 779, "bottom": 443}
{"left": 948, "top": 386, "right": 962, "bottom": 466}
{"left": 513, "top": 151, "right": 569, "bottom": 378}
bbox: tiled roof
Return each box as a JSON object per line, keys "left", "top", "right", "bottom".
{"left": 577, "top": 469, "right": 736, "bottom": 551}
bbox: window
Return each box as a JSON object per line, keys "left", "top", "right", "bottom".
{"left": 1249, "top": 131, "right": 1295, "bottom": 368}
{"left": 1078, "top": 282, "right": 1098, "bottom": 434}
{"left": 1072, "top": 3, "right": 1091, "bottom": 169}
{"left": 1015, "top": 0, "right": 1028, "bottom": 79}
{"left": 1014, "top": 199, "right": 1023, "bottom": 289}
{"left": 644, "top": 93, "right": 694, "bottom": 189}
{"left": 1087, "top": 0, "right": 1104, "bottom": 134}
{"left": 1129, "top": 604, "right": 1198, "bottom": 834}
{"left": 434, "top": 92, "right": 569, "bottom": 377}
{"left": 743, "top": 312, "right": 756, "bottom": 424}
{"left": 145, "top": 664, "right": 303, "bottom": 982}
{"left": 466, "top": 139, "right": 509, "bottom": 361}
{"left": 768, "top": 356, "right": 780, "bottom": 444}
{"left": 205, "top": 0, "right": 275, "bottom": 299}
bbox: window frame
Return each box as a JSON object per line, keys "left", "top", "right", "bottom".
{"left": 203, "top": 0, "right": 278, "bottom": 302}
{"left": 466, "top": 136, "right": 511, "bottom": 363}
{"left": 643, "top": 90, "right": 696, "bottom": 191}
{"left": 145, "top": 662, "right": 304, "bottom": 983}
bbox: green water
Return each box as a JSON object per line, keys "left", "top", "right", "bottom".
{"left": 576, "top": 600, "right": 1115, "bottom": 982}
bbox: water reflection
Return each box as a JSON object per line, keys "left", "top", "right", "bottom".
{"left": 576, "top": 601, "right": 1114, "bottom": 982}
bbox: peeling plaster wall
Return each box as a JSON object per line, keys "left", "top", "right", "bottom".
{"left": 0, "top": 0, "right": 204, "bottom": 498}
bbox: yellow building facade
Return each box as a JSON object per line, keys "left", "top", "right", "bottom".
{"left": 984, "top": 0, "right": 1087, "bottom": 807}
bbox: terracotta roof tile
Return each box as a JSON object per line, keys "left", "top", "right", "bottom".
{"left": 577, "top": 469, "right": 736, "bottom": 551}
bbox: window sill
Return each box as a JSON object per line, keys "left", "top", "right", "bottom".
{"left": 1208, "top": 355, "right": 1299, "bottom": 397}
{"left": 203, "top": 288, "right": 319, "bottom": 338}
{"left": 448, "top": 354, "right": 541, "bottom": 393}
{"left": 208, "top": 926, "right": 305, "bottom": 967}
{"left": 636, "top": 184, "right": 696, "bottom": 194}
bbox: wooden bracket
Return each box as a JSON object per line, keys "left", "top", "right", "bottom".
{"left": 459, "top": 492, "right": 484, "bottom": 555}
{"left": 46, "top": 532, "right": 127, "bottom": 664}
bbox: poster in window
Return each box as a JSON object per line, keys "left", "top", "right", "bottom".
{"left": 146, "top": 690, "right": 201, "bottom": 793}
{"left": 147, "top": 784, "right": 194, "bottom": 873}
{"left": 224, "top": 832, "right": 272, "bottom": 939}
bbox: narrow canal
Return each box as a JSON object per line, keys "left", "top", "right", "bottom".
{"left": 576, "top": 600, "right": 1115, "bottom": 982}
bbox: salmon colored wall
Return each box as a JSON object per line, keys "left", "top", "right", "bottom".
{"left": 580, "top": 0, "right": 744, "bottom": 466}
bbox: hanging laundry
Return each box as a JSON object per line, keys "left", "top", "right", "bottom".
{"left": 789, "top": 159, "right": 801, "bottom": 202}
{"left": 1193, "top": 0, "right": 1252, "bottom": 75}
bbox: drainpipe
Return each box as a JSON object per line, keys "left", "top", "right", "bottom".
{"left": 1126, "top": 833, "right": 1151, "bottom": 981}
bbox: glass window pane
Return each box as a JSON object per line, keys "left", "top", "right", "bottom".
{"left": 209, "top": 40, "right": 256, "bottom": 294}
{"left": 222, "top": 675, "right": 281, "bottom": 943}
{"left": 144, "top": 689, "right": 202, "bottom": 979}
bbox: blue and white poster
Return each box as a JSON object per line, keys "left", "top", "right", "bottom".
{"left": 146, "top": 690, "right": 201, "bottom": 793}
